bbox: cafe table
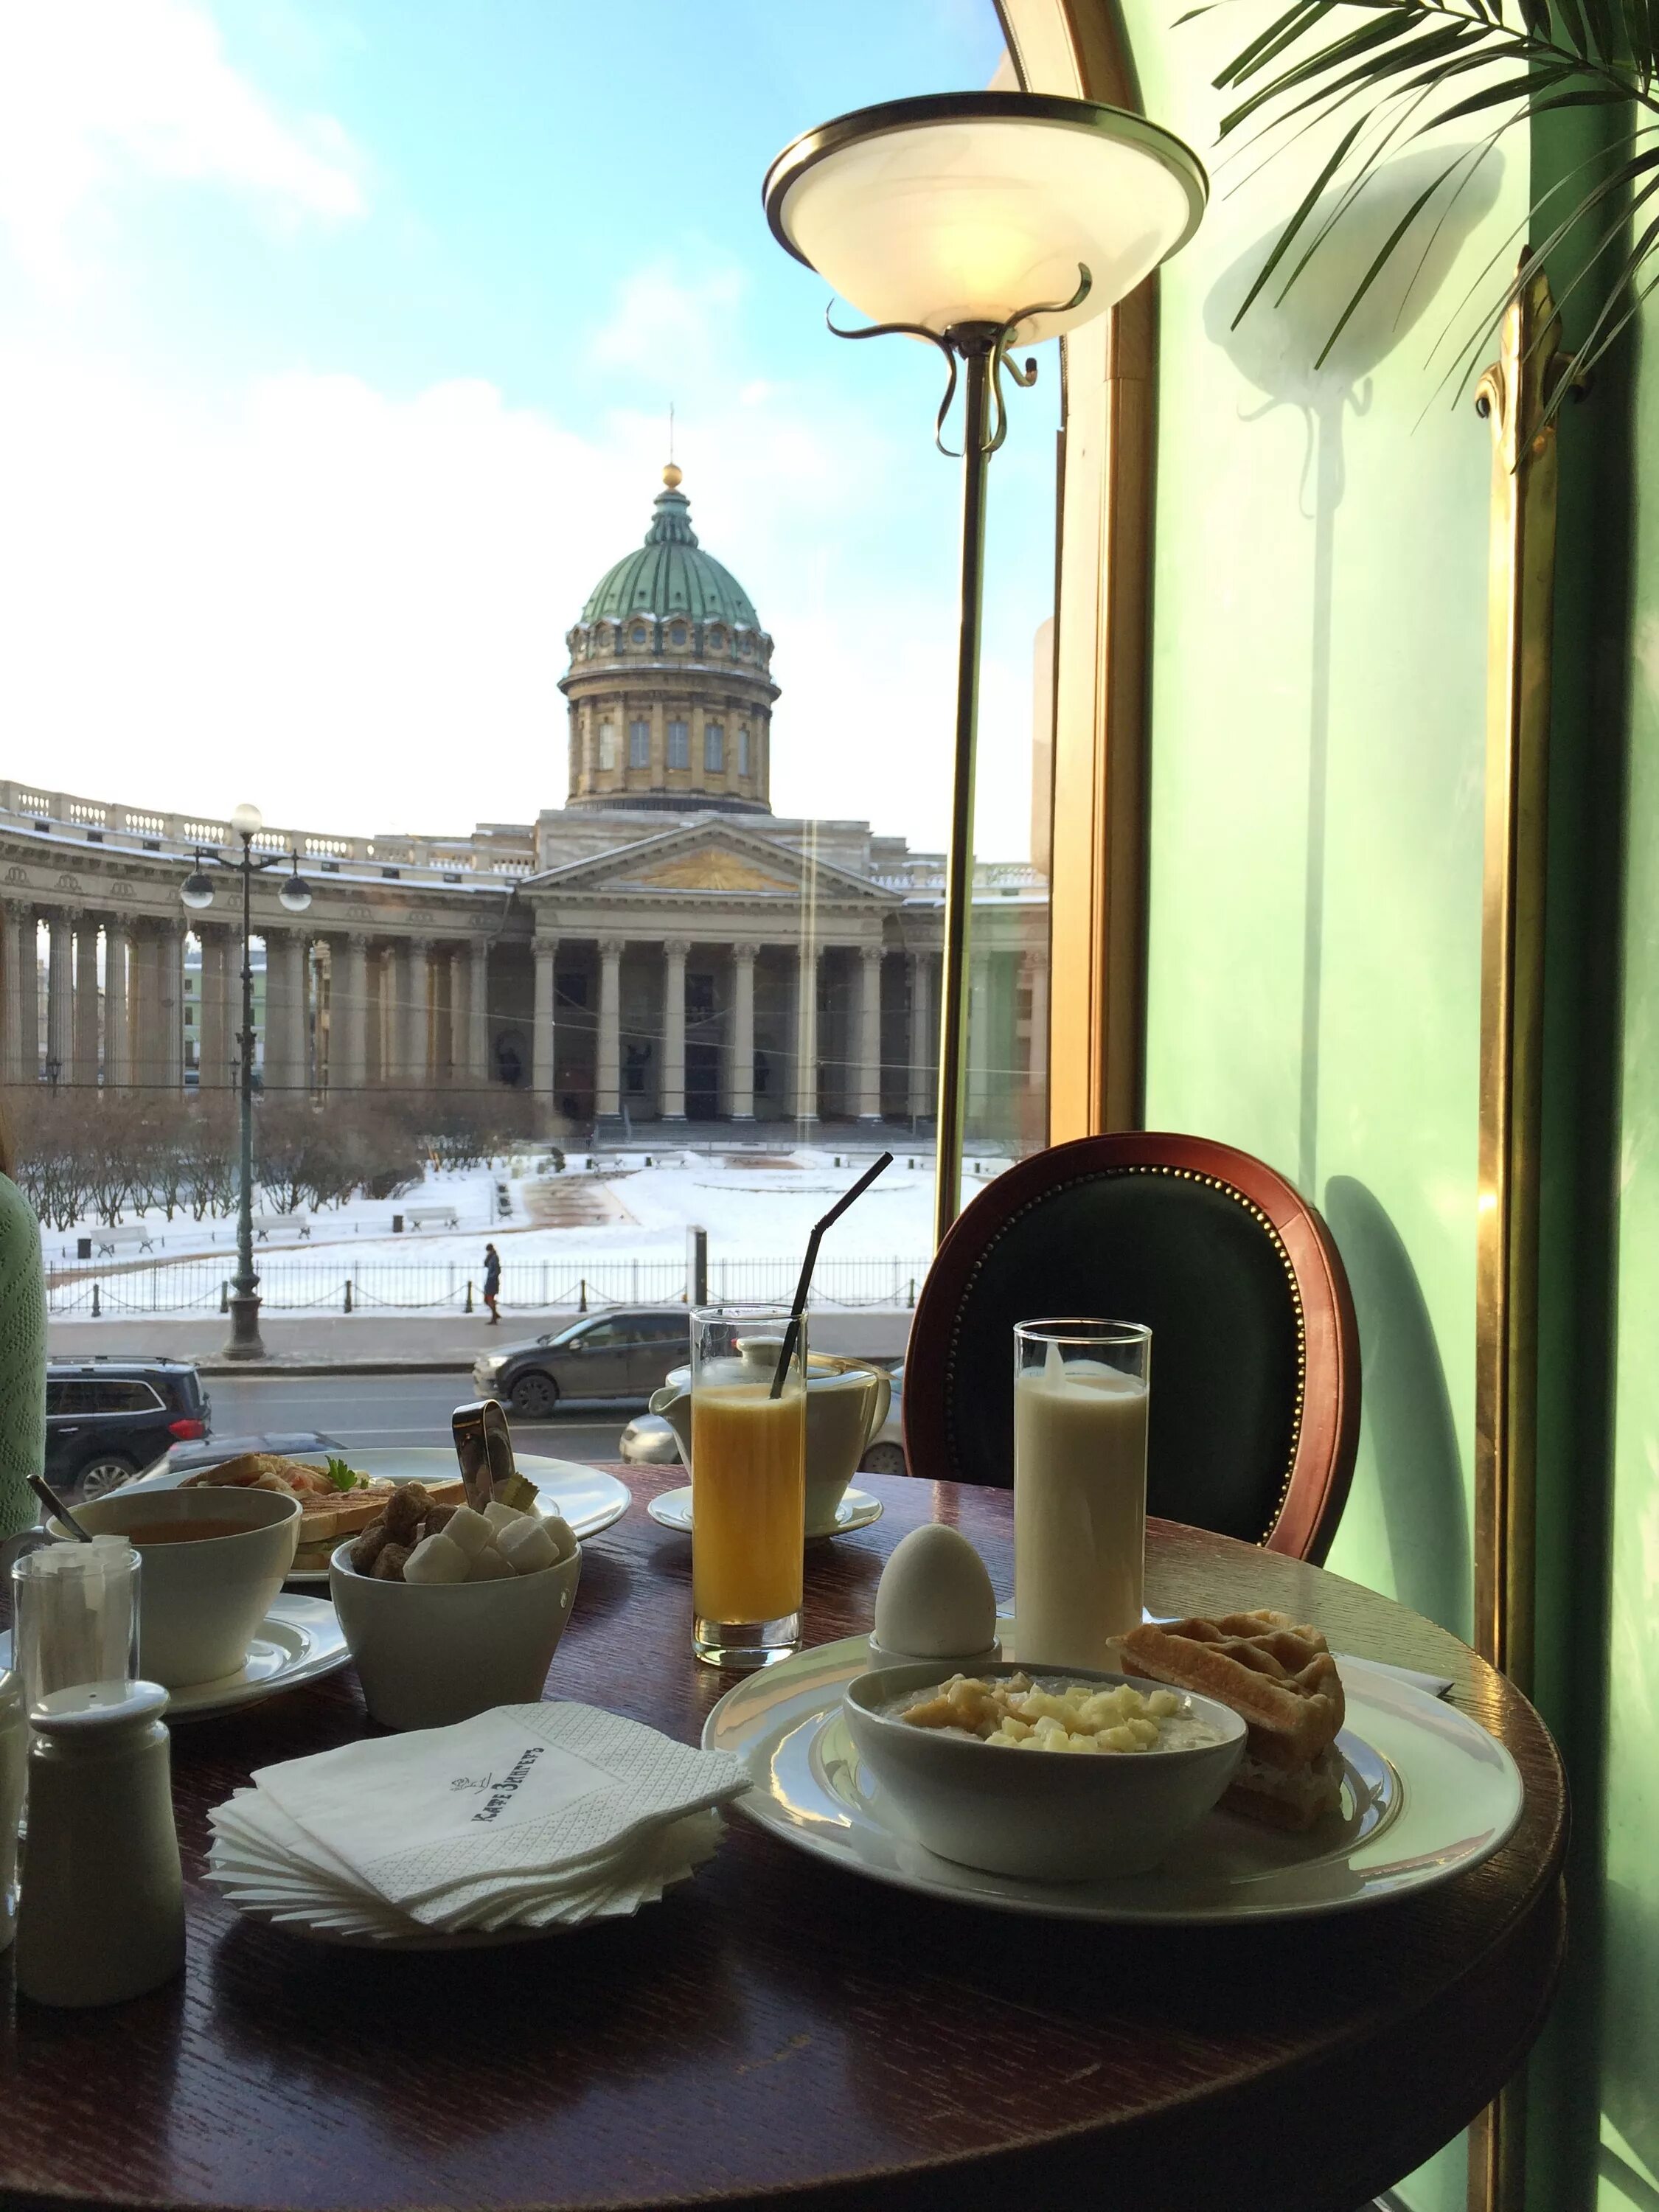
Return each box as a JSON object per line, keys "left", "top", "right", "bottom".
{"left": 0, "top": 1466, "right": 1565, "bottom": 2212}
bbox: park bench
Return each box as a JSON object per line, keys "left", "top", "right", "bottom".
{"left": 92, "top": 1225, "right": 156, "bottom": 1256}
{"left": 406, "top": 1205, "right": 462, "bottom": 1231}
{"left": 248, "top": 1213, "right": 312, "bottom": 1242}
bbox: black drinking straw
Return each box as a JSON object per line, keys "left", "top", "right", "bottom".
{"left": 769, "top": 1151, "right": 894, "bottom": 1397}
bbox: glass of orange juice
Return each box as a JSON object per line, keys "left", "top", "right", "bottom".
{"left": 689, "top": 1304, "right": 807, "bottom": 1669}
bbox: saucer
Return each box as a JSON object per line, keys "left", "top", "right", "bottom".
{"left": 0, "top": 1595, "right": 351, "bottom": 1723}
{"left": 647, "top": 1485, "right": 883, "bottom": 1542}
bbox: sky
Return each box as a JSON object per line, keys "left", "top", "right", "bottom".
{"left": 0, "top": 0, "right": 1058, "bottom": 860}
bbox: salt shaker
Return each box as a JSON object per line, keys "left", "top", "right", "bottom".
{"left": 11, "top": 1541, "right": 185, "bottom": 2007}
{"left": 0, "top": 1667, "right": 24, "bottom": 1952}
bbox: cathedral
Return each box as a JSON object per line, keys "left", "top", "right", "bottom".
{"left": 0, "top": 470, "right": 1048, "bottom": 1138}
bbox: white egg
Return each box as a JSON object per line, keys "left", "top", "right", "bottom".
{"left": 873, "top": 1524, "right": 996, "bottom": 1659}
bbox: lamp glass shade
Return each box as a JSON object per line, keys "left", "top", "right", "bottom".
{"left": 765, "top": 94, "right": 1206, "bottom": 344}
{"left": 278, "top": 869, "right": 313, "bottom": 914}
{"left": 179, "top": 871, "right": 215, "bottom": 912}
{"left": 229, "top": 801, "right": 262, "bottom": 840}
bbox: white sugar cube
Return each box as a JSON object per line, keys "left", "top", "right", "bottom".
{"left": 403, "top": 1532, "right": 470, "bottom": 1585}
{"left": 465, "top": 1545, "right": 515, "bottom": 1582}
{"left": 541, "top": 1513, "right": 577, "bottom": 1563}
{"left": 483, "top": 1500, "right": 528, "bottom": 1536}
{"left": 442, "top": 1505, "right": 494, "bottom": 1558}
{"left": 495, "top": 1515, "right": 558, "bottom": 1575}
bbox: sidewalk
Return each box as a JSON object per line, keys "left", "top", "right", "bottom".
{"left": 46, "top": 1309, "right": 915, "bottom": 1374}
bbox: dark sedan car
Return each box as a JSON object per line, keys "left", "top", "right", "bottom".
{"left": 472, "top": 1307, "right": 691, "bottom": 1418}
{"left": 45, "top": 1358, "right": 210, "bottom": 1498}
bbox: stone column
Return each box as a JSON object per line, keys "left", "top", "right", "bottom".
{"left": 129, "top": 926, "right": 155, "bottom": 1089}
{"left": 331, "top": 933, "right": 368, "bottom": 1094}
{"left": 1024, "top": 947, "right": 1048, "bottom": 1093}
{"left": 195, "top": 927, "right": 226, "bottom": 1088}
{"left": 661, "top": 939, "right": 687, "bottom": 1121}
{"left": 468, "top": 936, "right": 490, "bottom": 1088}
{"left": 105, "top": 921, "right": 131, "bottom": 1088}
{"left": 532, "top": 933, "right": 558, "bottom": 1106}
{"left": 448, "top": 947, "right": 468, "bottom": 1085}
{"left": 72, "top": 917, "right": 101, "bottom": 1085}
{"left": 394, "top": 939, "right": 430, "bottom": 1094}
{"left": 907, "top": 951, "right": 935, "bottom": 1121}
{"left": 156, "top": 920, "right": 184, "bottom": 1089}
{"left": 967, "top": 952, "right": 992, "bottom": 1121}
{"left": 729, "top": 942, "right": 757, "bottom": 1121}
{"left": 793, "top": 942, "right": 819, "bottom": 1124}
{"left": 855, "top": 945, "right": 884, "bottom": 1124}
{"left": 2, "top": 902, "right": 31, "bottom": 1084}
{"left": 597, "top": 938, "right": 624, "bottom": 1119}
{"left": 45, "top": 912, "right": 72, "bottom": 1085}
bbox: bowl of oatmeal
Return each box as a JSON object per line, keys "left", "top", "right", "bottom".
{"left": 843, "top": 1661, "right": 1245, "bottom": 1881}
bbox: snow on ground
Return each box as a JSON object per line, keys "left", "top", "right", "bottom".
{"left": 42, "top": 1150, "right": 1004, "bottom": 1277}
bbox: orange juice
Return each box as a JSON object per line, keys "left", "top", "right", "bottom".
{"left": 691, "top": 1382, "right": 806, "bottom": 1624}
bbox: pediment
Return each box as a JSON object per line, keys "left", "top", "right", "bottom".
{"left": 526, "top": 818, "right": 891, "bottom": 904}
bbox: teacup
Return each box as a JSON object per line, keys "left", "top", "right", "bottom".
{"left": 58, "top": 1487, "right": 300, "bottom": 1689}
{"left": 650, "top": 1352, "right": 892, "bottom": 1537}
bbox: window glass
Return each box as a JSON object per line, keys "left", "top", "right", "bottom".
{"left": 669, "top": 623, "right": 686, "bottom": 647}
{"left": 738, "top": 726, "right": 751, "bottom": 776}
{"left": 597, "top": 723, "right": 616, "bottom": 771}
{"left": 704, "top": 722, "right": 724, "bottom": 773}
{"left": 46, "top": 1380, "right": 97, "bottom": 1415}
{"left": 667, "top": 719, "right": 689, "bottom": 769}
{"left": 92, "top": 1380, "right": 159, "bottom": 1413}
{"left": 628, "top": 720, "right": 650, "bottom": 768}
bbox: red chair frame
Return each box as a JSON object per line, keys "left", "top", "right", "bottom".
{"left": 903, "top": 1132, "right": 1361, "bottom": 1564}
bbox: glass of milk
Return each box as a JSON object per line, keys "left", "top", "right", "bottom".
{"left": 1013, "top": 1319, "right": 1151, "bottom": 1668}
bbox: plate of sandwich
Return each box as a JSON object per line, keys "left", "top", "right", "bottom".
{"left": 121, "top": 1449, "right": 630, "bottom": 1580}
{"left": 703, "top": 1607, "right": 1525, "bottom": 1924}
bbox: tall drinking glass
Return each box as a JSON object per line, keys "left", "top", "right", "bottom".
{"left": 12, "top": 1540, "right": 142, "bottom": 1714}
{"left": 689, "top": 1304, "right": 807, "bottom": 1669}
{"left": 1013, "top": 1319, "right": 1151, "bottom": 1668}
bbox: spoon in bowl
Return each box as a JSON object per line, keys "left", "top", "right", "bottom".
{"left": 27, "top": 1473, "right": 94, "bottom": 1543}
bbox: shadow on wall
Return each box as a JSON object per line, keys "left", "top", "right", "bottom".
{"left": 1203, "top": 153, "right": 1503, "bottom": 1198}
{"left": 1323, "top": 1175, "right": 1470, "bottom": 1635}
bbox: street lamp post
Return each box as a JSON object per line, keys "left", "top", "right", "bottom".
{"left": 180, "top": 803, "right": 312, "bottom": 1362}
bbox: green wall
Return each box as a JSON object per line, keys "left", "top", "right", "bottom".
{"left": 1121, "top": 6, "right": 1532, "bottom": 2202}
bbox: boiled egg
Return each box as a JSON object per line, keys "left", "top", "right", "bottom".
{"left": 873, "top": 1524, "right": 997, "bottom": 1660}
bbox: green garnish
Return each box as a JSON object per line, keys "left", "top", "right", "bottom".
{"left": 324, "top": 1456, "right": 362, "bottom": 1492}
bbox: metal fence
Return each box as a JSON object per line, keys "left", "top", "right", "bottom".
{"left": 46, "top": 1255, "right": 931, "bottom": 1318}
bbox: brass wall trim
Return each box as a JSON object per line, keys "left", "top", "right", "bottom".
{"left": 1468, "top": 264, "right": 1574, "bottom": 2212}
{"left": 997, "top": 0, "right": 1155, "bottom": 1141}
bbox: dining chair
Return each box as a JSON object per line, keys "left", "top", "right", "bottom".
{"left": 903, "top": 1132, "right": 1360, "bottom": 1563}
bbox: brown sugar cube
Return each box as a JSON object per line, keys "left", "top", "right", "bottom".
{"left": 349, "top": 1518, "right": 391, "bottom": 1575}
{"left": 424, "top": 1503, "right": 456, "bottom": 1534}
{"left": 371, "top": 1540, "right": 412, "bottom": 1582}
{"left": 382, "top": 1485, "right": 431, "bottom": 1544}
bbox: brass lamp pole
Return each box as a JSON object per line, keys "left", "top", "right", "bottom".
{"left": 180, "top": 804, "right": 313, "bottom": 1361}
{"left": 764, "top": 91, "right": 1205, "bottom": 1244}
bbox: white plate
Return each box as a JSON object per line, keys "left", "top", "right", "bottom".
{"left": 647, "top": 1484, "right": 883, "bottom": 1541}
{"left": 702, "top": 1630, "right": 1524, "bottom": 1925}
{"left": 0, "top": 1594, "right": 350, "bottom": 1724}
{"left": 125, "top": 1451, "right": 631, "bottom": 1583}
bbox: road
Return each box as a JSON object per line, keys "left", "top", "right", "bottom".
{"left": 204, "top": 1371, "right": 639, "bottom": 1467}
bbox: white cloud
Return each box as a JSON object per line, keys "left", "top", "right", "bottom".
{"left": 0, "top": 0, "right": 364, "bottom": 286}
{"left": 0, "top": 338, "right": 1040, "bottom": 858}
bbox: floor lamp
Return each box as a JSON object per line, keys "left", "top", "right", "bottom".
{"left": 763, "top": 92, "right": 1206, "bottom": 1245}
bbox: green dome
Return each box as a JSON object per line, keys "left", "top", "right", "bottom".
{"left": 580, "top": 472, "right": 759, "bottom": 630}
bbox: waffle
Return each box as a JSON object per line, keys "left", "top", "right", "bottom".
{"left": 1120, "top": 1609, "right": 1344, "bottom": 1773}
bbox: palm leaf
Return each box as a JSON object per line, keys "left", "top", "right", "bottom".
{"left": 1206, "top": 0, "right": 1659, "bottom": 403}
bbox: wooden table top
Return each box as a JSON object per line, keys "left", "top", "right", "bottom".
{"left": 0, "top": 1468, "right": 1566, "bottom": 2212}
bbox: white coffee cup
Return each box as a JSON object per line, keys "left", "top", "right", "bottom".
{"left": 60, "top": 1488, "right": 300, "bottom": 1689}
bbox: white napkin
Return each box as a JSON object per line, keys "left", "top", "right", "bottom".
{"left": 206, "top": 1703, "right": 749, "bottom": 1941}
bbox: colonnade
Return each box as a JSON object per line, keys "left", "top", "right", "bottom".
{"left": 0, "top": 901, "right": 187, "bottom": 1091}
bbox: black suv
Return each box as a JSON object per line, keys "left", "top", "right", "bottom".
{"left": 472, "top": 1308, "right": 691, "bottom": 1418}
{"left": 44, "top": 1360, "right": 212, "bottom": 1498}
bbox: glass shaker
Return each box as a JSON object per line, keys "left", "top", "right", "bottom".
{"left": 11, "top": 1540, "right": 185, "bottom": 2007}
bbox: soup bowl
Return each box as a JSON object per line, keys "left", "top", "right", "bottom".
{"left": 58, "top": 1487, "right": 301, "bottom": 1689}
{"left": 844, "top": 1661, "right": 1246, "bottom": 1882}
